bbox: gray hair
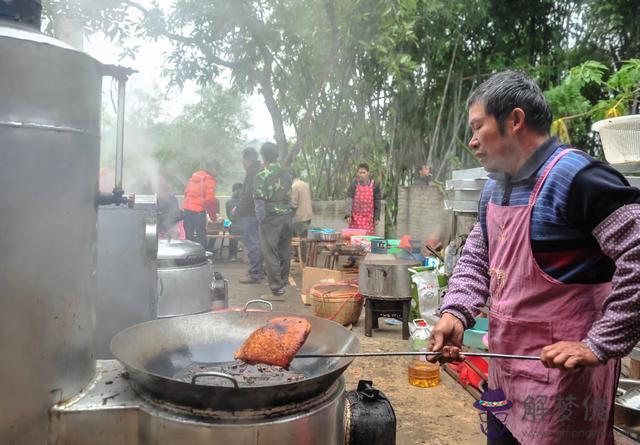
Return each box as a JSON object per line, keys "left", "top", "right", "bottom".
{"left": 467, "top": 71, "right": 552, "bottom": 135}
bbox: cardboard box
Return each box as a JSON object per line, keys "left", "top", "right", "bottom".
{"left": 300, "top": 267, "right": 358, "bottom": 305}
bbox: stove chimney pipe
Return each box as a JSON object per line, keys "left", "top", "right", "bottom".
{"left": 0, "top": 0, "right": 42, "bottom": 29}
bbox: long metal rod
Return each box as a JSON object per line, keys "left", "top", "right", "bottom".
{"left": 114, "top": 77, "right": 126, "bottom": 192}
{"left": 296, "top": 351, "right": 540, "bottom": 360}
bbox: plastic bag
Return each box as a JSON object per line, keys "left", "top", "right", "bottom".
{"left": 410, "top": 268, "right": 440, "bottom": 323}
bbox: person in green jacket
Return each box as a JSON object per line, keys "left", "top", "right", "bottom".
{"left": 254, "top": 142, "right": 294, "bottom": 296}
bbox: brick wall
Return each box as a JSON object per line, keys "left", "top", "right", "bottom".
{"left": 395, "top": 184, "right": 452, "bottom": 245}
{"left": 395, "top": 186, "right": 410, "bottom": 236}
{"left": 194, "top": 190, "right": 478, "bottom": 242}
{"left": 181, "top": 195, "right": 385, "bottom": 235}
{"left": 311, "top": 200, "right": 386, "bottom": 235}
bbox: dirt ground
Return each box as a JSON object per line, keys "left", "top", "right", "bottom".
{"left": 217, "top": 258, "right": 485, "bottom": 445}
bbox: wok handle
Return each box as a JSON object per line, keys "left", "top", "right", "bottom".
{"left": 244, "top": 299, "right": 273, "bottom": 311}
{"left": 191, "top": 372, "right": 240, "bottom": 389}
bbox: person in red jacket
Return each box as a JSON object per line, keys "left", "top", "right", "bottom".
{"left": 183, "top": 161, "right": 218, "bottom": 248}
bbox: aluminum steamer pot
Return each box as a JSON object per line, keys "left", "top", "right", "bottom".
{"left": 157, "top": 239, "right": 218, "bottom": 317}
{"left": 358, "top": 252, "right": 422, "bottom": 298}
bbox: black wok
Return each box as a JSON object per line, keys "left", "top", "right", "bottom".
{"left": 110, "top": 308, "right": 359, "bottom": 411}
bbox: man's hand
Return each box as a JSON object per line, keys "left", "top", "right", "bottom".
{"left": 540, "top": 341, "right": 601, "bottom": 372}
{"left": 427, "top": 313, "right": 466, "bottom": 363}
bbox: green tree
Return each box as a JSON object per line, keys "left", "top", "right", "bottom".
{"left": 43, "top": 0, "right": 640, "bottom": 233}
{"left": 545, "top": 58, "right": 640, "bottom": 156}
{"left": 154, "top": 84, "right": 250, "bottom": 193}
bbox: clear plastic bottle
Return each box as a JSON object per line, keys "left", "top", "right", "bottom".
{"left": 408, "top": 319, "right": 440, "bottom": 388}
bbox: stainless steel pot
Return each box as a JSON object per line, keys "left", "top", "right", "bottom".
{"left": 157, "top": 239, "right": 222, "bottom": 317}
{"left": 616, "top": 378, "right": 640, "bottom": 433}
{"left": 358, "top": 253, "right": 422, "bottom": 298}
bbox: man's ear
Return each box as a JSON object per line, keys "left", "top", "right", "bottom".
{"left": 510, "top": 108, "right": 526, "bottom": 133}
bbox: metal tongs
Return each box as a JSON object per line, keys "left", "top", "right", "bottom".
{"left": 296, "top": 351, "right": 540, "bottom": 360}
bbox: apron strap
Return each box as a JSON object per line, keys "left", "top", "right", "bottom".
{"left": 528, "top": 148, "right": 581, "bottom": 206}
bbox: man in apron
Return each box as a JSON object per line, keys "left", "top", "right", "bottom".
{"left": 346, "top": 163, "right": 382, "bottom": 235}
{"left": 430, "top": 71, "right": 640, "bottom": 444}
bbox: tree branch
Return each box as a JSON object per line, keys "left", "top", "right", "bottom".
{"left": 125, "top": 0, "right": 240, "bottom": 70}
{"left": 242, "top": 15, "right": 289, "bottom": 155}
{"left": 428, "top": 38, "right": 459, "bottom": 166}
{"left": 285, "top": 0, "right": 339, "bottom": 165}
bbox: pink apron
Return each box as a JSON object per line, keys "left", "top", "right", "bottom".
{"left": 350, "top": 180, "right": 376, "bottom": 235}
{"left": 487, "top": 149, "right": 619, "bottom": 444}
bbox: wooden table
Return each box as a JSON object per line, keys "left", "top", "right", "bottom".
{"left": 306, "top": 240, "right": 366, "bottom": 269}
{"left": 206, "top": 228, "right": 242, "bottom": 259}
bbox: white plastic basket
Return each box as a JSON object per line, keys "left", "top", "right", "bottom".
{"left": 592, "top": 115, "right": 640, "bottom": 164}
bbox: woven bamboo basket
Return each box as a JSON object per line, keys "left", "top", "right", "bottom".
{"left": 310, "top": 282, "right": 363, "bottom": 326}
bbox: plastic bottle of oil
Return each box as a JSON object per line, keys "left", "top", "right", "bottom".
{"left": 408, "top": 319, "right": 440, "bottom": 388}
{"left": 408, "top": 355, "right": 441, "bottom": 388}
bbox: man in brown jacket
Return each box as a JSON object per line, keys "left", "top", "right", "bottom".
{"left": 291, "top": 171, "right": 313, "bottom": 238}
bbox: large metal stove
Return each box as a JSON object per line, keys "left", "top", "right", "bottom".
{"left": 46, "top": 310, "right": 398, "bottom": 445}
{"left": 48, "top": 306, "right": 396, "bottom": 445}
{"left": 60, "top": 308, "right": 394, "bottom": 445}
{"left": 51, "top": 360, "right": 346, "bottom": 445}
